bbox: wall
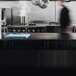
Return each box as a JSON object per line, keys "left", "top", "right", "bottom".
{"left": 0, "top": 8, "right": 1, "bottom": 39}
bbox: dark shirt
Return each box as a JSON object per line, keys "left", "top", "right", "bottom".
{"left": 59, "top": 6, "right": 71, "bottom": 29}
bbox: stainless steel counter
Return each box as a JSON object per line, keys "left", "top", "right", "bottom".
{"left": 2, "top": 33, "right": 76, "bottom": 40}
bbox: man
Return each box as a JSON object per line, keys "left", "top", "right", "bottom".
{"left": 59, "top": 0, "right": 71, "bottom": 33}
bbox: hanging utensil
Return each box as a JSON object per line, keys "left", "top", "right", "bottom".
{"left": 39, "top": 0, "right": 49, "bottom": 9}
{"left": 64, "top": 0, "right": 71, "bottom": 2}
{"left": 31, "top": 0, "right": 49, "bottom": 9}
{"left": 31, "top": 0, "right": 40, "bottom": 6}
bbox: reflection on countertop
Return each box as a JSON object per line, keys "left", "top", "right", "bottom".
{"left": 2, "top": 33, "right": 76, "bottom": 40}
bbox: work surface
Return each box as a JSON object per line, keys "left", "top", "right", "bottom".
{"left": 0, "top": 33, "right": 76, "bottom": 51}
{"left": 3, "top": 33, "right": 76, "bottom": 40}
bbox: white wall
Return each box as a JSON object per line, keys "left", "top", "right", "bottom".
{"left": 66, "top": 1, "right": 76, "bottom": 25}
{"left": 0, "top": 8, "right": 2, "bottom": 39}
{"left": 27, "top": 1, "right": 55, "bottom": 22}
{"left": 0, "top": 1, "right": 56, "bottom": 23}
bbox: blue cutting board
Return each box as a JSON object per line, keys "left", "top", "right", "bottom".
{"left": 6, "top": 33, "right": 30, "bottom": 38}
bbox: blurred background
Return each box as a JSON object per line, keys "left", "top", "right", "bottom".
{"left": 0, "top": 0, "right": 75, "bottom": 25}
{"left": 0, "top": 0, "right": 76, "bottom": 39}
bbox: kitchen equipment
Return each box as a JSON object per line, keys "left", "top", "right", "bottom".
{"left": 31, "top": 0, "right": 49, "bottom": 9}
{"left": 6, "top": 33, "right": 30, "bottom": 38}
